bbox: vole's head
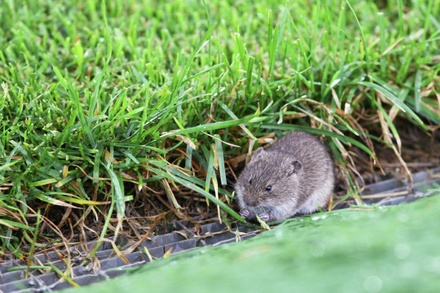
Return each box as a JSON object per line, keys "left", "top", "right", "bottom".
{"left": 235, "top": 147, "right": 302, "bottom": 218}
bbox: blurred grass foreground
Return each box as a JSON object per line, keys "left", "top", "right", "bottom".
{"left": 0, "top": 0, "right": 439, "bottom": 258}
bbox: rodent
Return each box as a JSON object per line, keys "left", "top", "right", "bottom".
{"left": 235, "top": 131, "right": 335, "bottom": 223}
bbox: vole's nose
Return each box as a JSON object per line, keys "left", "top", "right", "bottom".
{"left": 244, "top": 195, "right": 260, "bottom": 206}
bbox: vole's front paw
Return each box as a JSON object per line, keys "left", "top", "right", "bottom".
{"left": 239, "top": 208, "right": 251, "bottom": 219}
{"left": 258, "top": 212, "right": 270, "bottom": 222}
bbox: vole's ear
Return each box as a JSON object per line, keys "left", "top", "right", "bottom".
{"left": 249, "top": 147, "right": 266, "bottom": 164}
{"left": 287, "top": 160, "right": 302, "bottom": 176}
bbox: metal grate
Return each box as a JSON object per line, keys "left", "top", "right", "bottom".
{"left": 0, "top": 220, "right": 258, "bottom": 292}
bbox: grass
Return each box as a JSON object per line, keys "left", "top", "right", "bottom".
{"left": 0, "top": 0, "right": 439, "bottom": 259}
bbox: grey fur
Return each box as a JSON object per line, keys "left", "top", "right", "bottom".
{"left": 235, "top": 131, "right": 335, "bottom": 222}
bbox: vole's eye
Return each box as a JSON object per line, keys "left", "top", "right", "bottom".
{"left": 266, "top": 185, "right": 272, "bottom": 192}
{"left": 249, "top": 178, "right": 252, "bottom": 185}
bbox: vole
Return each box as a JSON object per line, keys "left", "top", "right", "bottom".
{"left": 235, "top": 131, "right": 335, "bottom": 223}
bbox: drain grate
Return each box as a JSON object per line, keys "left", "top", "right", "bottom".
{"left": 360, "top": 167, "right": 440, "bottom": 206}
{"left": 1, "top": 168, "right": 439, "bottom": 292}
{"left": 0, "top": 220, "right": 258, "bottom": 292}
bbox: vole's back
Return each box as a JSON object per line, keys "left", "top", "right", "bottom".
{"left": 267, "top": 131, "right": 334, "bottom": 211}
